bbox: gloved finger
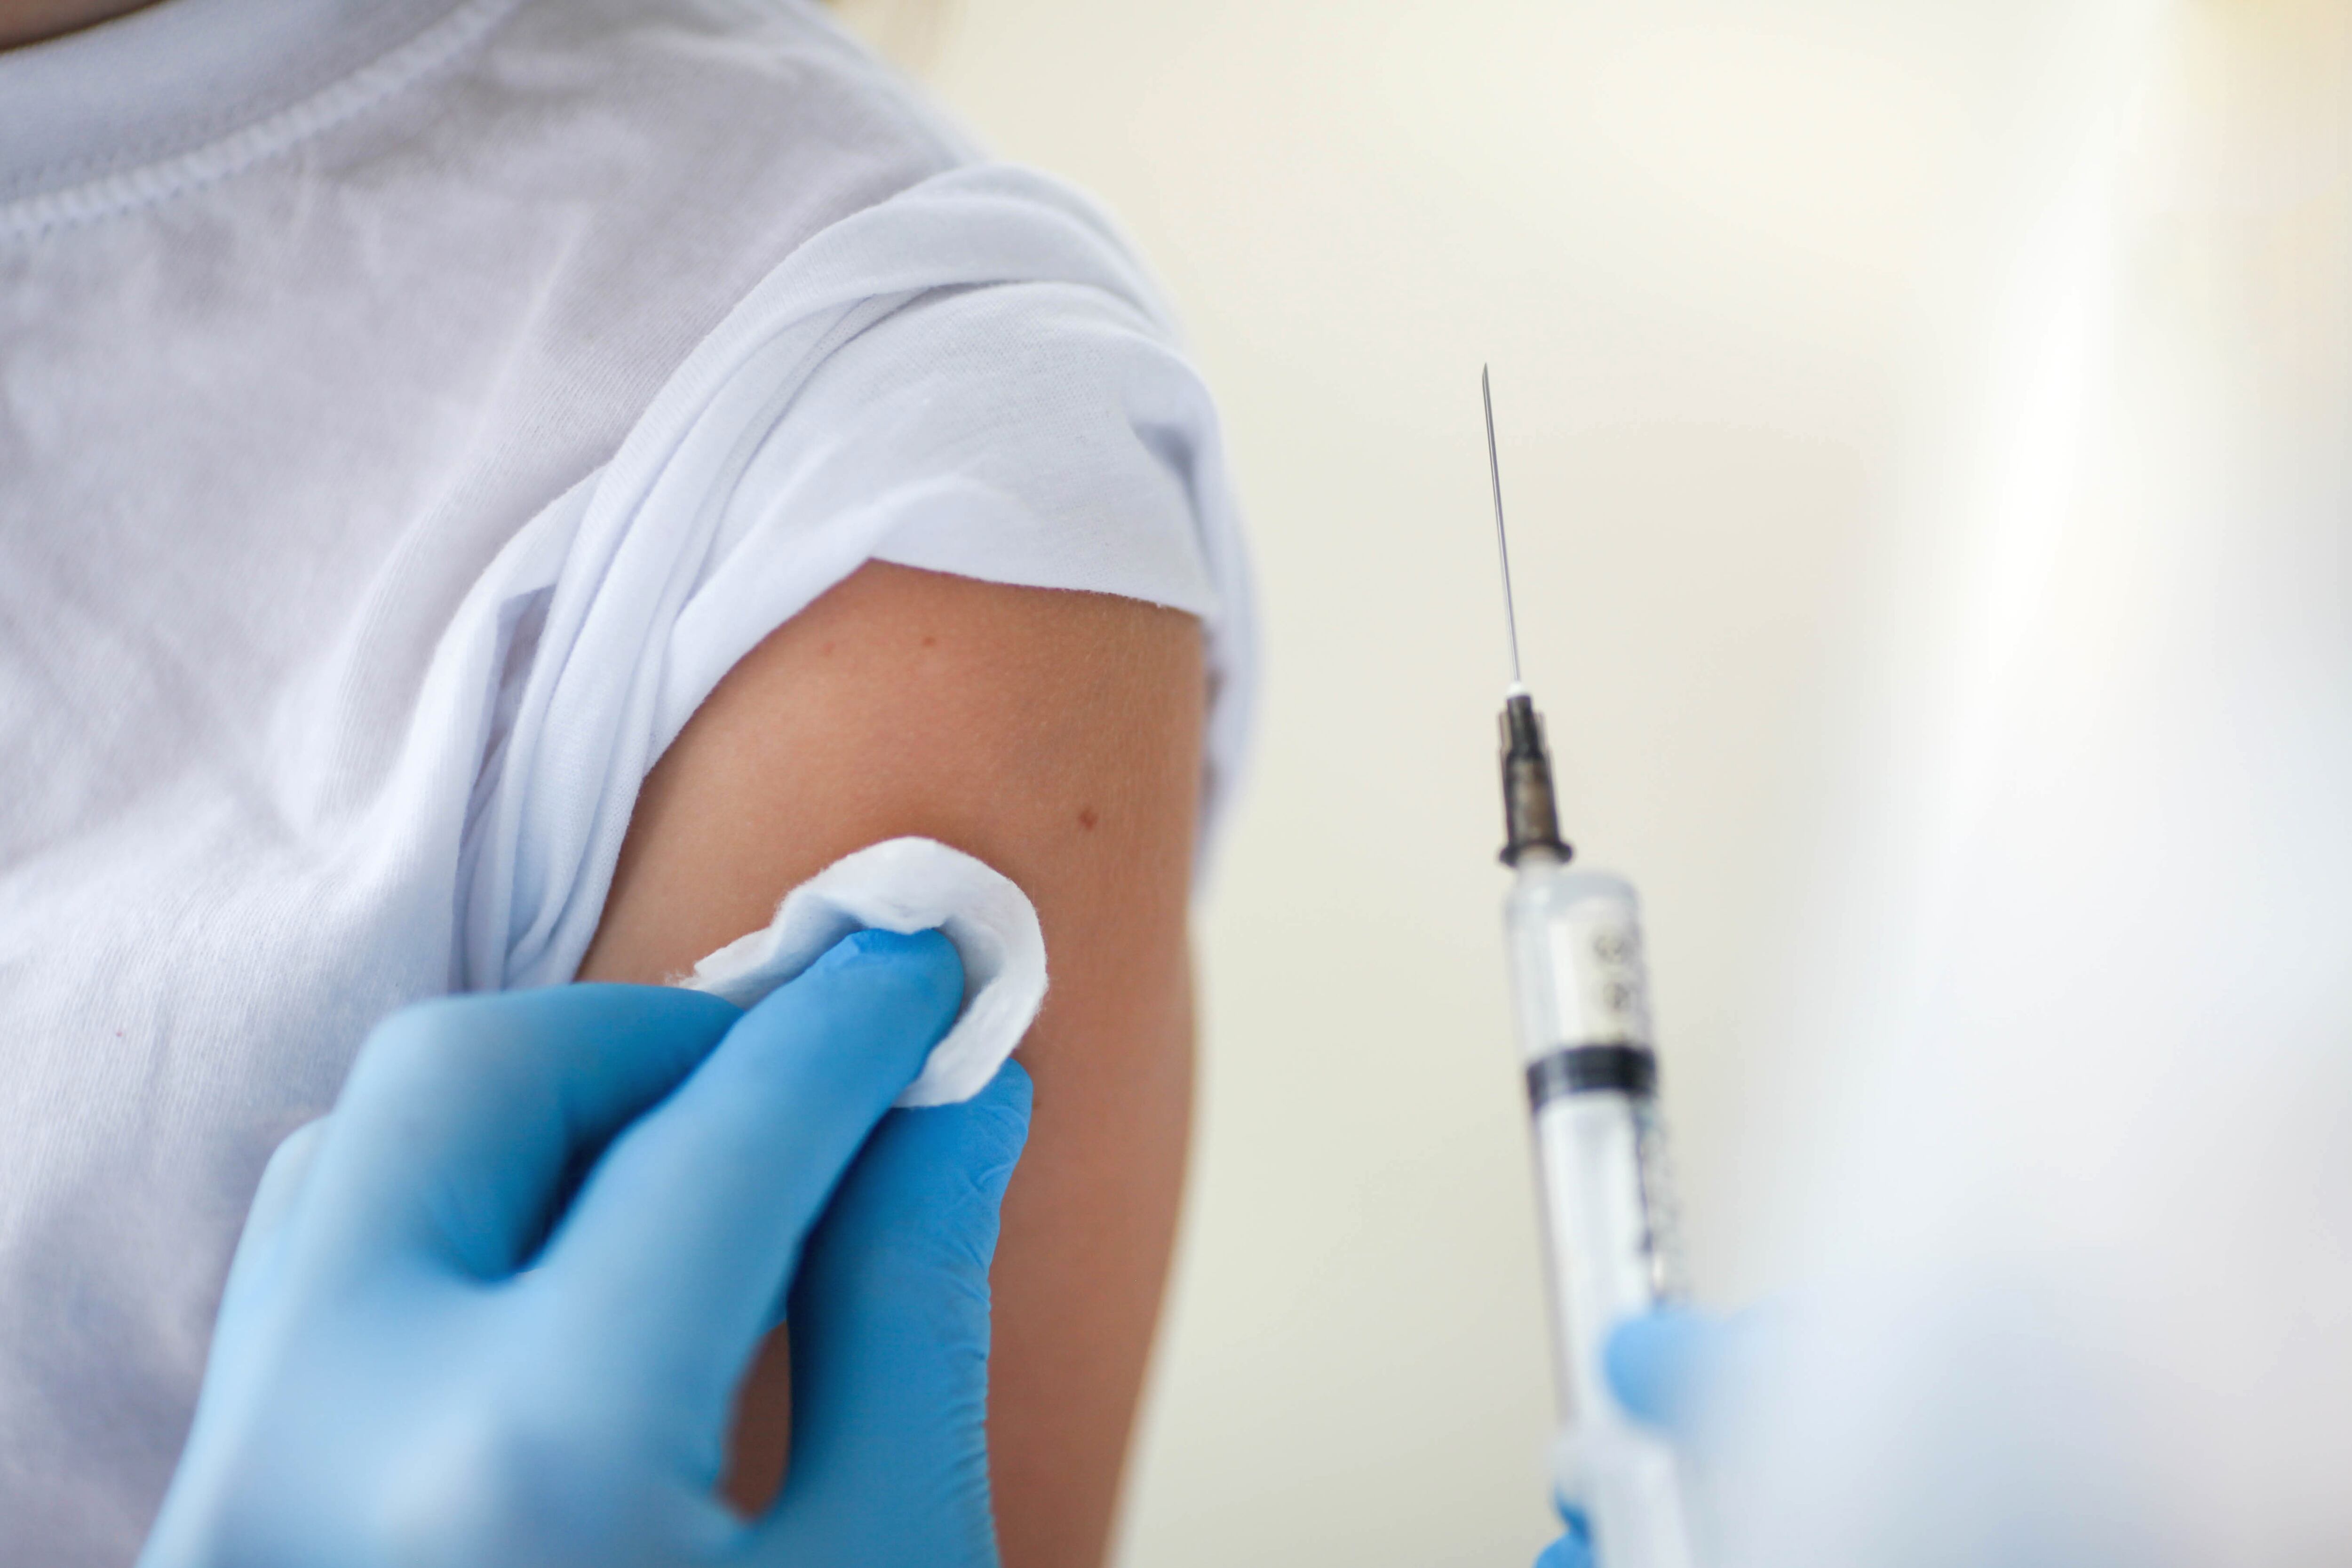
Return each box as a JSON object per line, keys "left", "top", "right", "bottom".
{"left": 758, "top": 1060, "right": 1031, "bottom": 1558}
{"left": 195, "top": 1119, "right": 332, "bottom": 1397}
{"left": 1605, "top": 1307, "right": 1733, "bottom": 1433}
{"left": 1534, "top": 1513, "right": 1594, "bottom": 1568}
{"left": 533, "top": 929, "right": 963, "bottom": 1431}
{"left": 300, "top": 986, "right": 742, "bottom": 1278}
{"left": 216, "top": 1120, "right": 327, "bottom": 1315}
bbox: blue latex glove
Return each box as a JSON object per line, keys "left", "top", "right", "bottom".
{"left": 1534, "top": 1309, "right": 1739, "bottom": 1568}
{"left": 141, "top": 928, "right": 1028, "bottom": 1568}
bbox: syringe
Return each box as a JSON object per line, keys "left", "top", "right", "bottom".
{"left": 1482, "top": 370, "right": 1699, "bottom": 1568}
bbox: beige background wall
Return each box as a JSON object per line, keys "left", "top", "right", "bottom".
{"left": 834, "top": 4, "right": 2034, "bottom": 1563}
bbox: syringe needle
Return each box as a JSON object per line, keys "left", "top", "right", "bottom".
{"left": 1486, "top": 366, "right": 1566, "bottom": 866}
{"left": 1482, "top": 365, "right": 1525, "bottom": 692}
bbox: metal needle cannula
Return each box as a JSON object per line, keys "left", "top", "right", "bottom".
{"left": 1482, "top": 365, "right": 1526, "bottom": 695}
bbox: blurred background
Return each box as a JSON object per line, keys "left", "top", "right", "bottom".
{"left": 827, "top": 3, "right": 2314, "bottom": 1564}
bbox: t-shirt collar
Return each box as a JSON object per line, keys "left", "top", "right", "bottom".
{"left": 0, "top": 0, "right": 472, "bottom": 202}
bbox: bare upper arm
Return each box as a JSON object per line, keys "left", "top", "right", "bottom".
{"left": 576, "top": 559, "right": 1205, "bottom": 1568}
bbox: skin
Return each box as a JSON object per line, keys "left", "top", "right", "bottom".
{"left": 0, "top": 0, "right": 152, "bottom": 49}
{"left": 577, "top": 562, "right": 1206, "bottom": 1568}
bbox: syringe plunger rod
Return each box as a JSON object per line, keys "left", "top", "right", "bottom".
{"left": 1500, "top": 692, "right": 1572, "bottom": 867}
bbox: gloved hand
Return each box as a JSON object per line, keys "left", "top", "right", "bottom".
{"left": 1534, "top": 1309, "right": 1743, "bottom": 1568}
{"left": 140, "top": 927, "right": 1028, "bottom": 1568}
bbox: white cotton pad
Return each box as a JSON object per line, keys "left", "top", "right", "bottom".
{"left": 677, "top": 837, "right": 1047, "bottom": 1107}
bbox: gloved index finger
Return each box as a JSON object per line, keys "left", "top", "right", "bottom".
{"left": 216, "top": 1121, "right": 327, "bottom": 1315}
{"left": 302, "top": 985, "right": 743, "bottom": 1280}
{"left": 532, "top": 929, "right": 963, "bottom": 1435}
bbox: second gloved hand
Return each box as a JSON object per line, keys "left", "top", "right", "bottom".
{"left": 1534, "top": 1309, "right": 1753, "bottom": 1568}
{"left": 140, "top": 928, "right": 1027, "bottom": 1568}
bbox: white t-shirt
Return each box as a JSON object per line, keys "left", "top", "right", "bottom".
{"left": 0, "top": 0, "right": 1253, "bottom": 1557}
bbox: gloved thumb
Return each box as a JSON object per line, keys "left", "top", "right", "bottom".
{"left": 1605, "top": 1303, "right": 1784, "bottom": 1439}
{"left": 1605, "top": 1308, "right": 1727, "bottom": 1432}
{"left": 756, "top": 1059, "right": 1033, "bottom": 1566}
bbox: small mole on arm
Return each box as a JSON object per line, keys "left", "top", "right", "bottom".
{"left": 922, "top": 635, "right": 938, "bottom": 648}
{"left": 1077, "top": 806, "right": 1098, "bottom": 831}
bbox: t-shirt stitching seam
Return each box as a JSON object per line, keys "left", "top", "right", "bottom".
{"left": 0, "top": 0, "right": 527, "bottom": 247}
{"left": 4, "top": 96, "right": 292, "bottom": 199}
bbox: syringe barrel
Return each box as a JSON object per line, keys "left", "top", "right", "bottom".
{"left": 1505, "top": 857, "right": 1696, "bottom": 1568}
